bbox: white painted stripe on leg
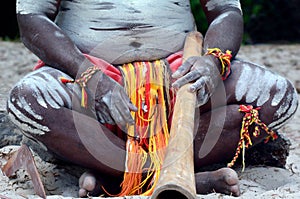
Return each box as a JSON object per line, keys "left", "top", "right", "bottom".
{"left": 235, "top": 63, "right": 251, "bottom": 101}
{"left": 31, "top": 75, "right": 63, "bottom": 108}
{"left": 8, "top": 102, "right": 50, "bottom": 135}
{"left": 16, "top": 96, "right": 43, "bottom": 120}
{"left": 40, "top": 72, "right": 72, "bottom": 107}
{"left": 245, "top": 66, "right": 262, "bottom": 103}
{"left": 269, "top": 89, "right": 298, "bottom": 129}
{"left": 256, "top": 70, "right": 277, "bottom": 106}
{"left": 271, "top": 76, "right": 288, "bottom": 106}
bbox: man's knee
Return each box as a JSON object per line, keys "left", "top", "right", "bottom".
{"left": 7, "top": 82, "right": 51, "bottom": 136}
{"left": 8, "top": 68, "right": 73, "bottom": 113}
{"left": 269, "top": 79, "right": 298, "bottom": 129}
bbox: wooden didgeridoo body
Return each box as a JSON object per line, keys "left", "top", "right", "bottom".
{"left": 151, "top": 31, "right": 203, "bottom": 199}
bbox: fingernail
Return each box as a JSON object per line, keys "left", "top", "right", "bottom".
{"left": 172, "top": 83, "right": 178, "bottom": 89}
{"left": 172, "top": 71, "right": 179, "bottom": 78}
{"left": 189, "top": 86, "right": 196, "bottom": 92}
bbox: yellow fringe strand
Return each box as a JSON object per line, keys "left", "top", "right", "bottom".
{"left": 116, "top": 60, "right": 172, "bottom": 196}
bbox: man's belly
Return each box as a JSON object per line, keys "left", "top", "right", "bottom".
{"left": 55, "top": 0, "right": 196, "bottom": 64}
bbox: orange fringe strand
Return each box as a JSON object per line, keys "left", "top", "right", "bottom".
{"left": 205, "top": 48, "right": 232, "bottom": 80}
{"left": 228, "top": 105, "right": 278, "bottom": 171}
{"left": 115, "top": 60, "right": 172, "bottom": 196}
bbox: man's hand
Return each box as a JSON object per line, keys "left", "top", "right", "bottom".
{"left": 172, "top": 56, "right": 221, "bottom": 107}
{"left": 94, "top": 73, "right": 137, "bottom": 129}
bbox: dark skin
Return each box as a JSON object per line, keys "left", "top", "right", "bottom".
{"left": 17, "top": 1, "right": 243, "bottom": 113}
{"left": 10, "top": 0, "right": 296, "bottom": 197}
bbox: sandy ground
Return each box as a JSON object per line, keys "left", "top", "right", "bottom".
{"left": 0, "top": 41, "right": 299, "bottom": 199}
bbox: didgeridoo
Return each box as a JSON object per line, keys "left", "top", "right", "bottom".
{"left": 151, "top": 31, "right": 203, "bottom": 199}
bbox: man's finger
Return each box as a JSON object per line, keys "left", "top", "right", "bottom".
{"left": 196, "top": 87, "right": 209, "bottom": 107}
{"left": 172, "top": 60, "right": 193, "bottom": 78}
{"left": 120, "top": 92, "right": 138, "bottom": 112}
{"left": 190, "top": 76, "right": 207, "bottom": 92}
{"left": 172, "top": 71, "right": 199, "bottom": 89}
{"left": 113, "top": 104, "right": 135, "bottom": 127}
{"left": 128, "top": 102, "right": 138, "bottom": 112}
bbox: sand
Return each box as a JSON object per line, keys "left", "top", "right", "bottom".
{"left": 0, "top": 41, "right": 299, "bottom": 199}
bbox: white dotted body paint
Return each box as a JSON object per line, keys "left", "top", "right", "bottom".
{"left": 206, "top": 0, "right": 242, "bottom": 12}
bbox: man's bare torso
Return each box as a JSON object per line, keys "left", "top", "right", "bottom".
{"left": 53, "top": 0, "right": 196, "bottom": 64}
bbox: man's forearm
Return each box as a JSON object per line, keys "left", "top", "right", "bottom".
{"left": 17, "top": 14, "right": 88, "bottom": 78}
{"left": 203, "top": 10, "right": 243, "bottom": 58}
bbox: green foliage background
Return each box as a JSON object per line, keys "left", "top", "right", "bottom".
{"left": 190, "top": 0, "right": 299, "bottom": 44}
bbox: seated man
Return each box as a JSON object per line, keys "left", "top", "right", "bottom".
{"left": 8, "top": 0, "right": 298, "bottom": 197}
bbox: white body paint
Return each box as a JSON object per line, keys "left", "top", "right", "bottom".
{"left": 269, "top": 89, "right": 298, "bottom": 129}
{"left": 11, "top": 0, "right": 298, "bottom": 149}
{"left": 206, "top": 0, "right": 242, "bottom": 13}
{"left": 211, "top": 12, "right": 230, "bottom": 26}
{"left": 17, "top": 0, "right": 195, "bottom": 64}
{"left": 272, "top": 76, "right": 288, "bottom": 106}
{"left": 7, "top": 67, "right": 75, "bottom": 136}
{"left": 8, "top": 103, "right": 49, "bottom": 135}
{"left": 235, "top": 61, "right": 298, "bottom": 129}
{"left": 17, "top": 96, "right": 43, "bottom": 120}
{"left": 235, "top": 63, "right": 279, "bottom": 106}
{"left": 17, "top": 67, "right": 72, "bottom": 109}
{"left": 17, "top": 0, "right": 59, "bottom": 15}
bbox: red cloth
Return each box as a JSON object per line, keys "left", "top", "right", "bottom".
{"left": 33, "top": 52, "right": 183, "bottom": 84}
{"left": 33, "top": 53, "right": 183, "bottom": 136}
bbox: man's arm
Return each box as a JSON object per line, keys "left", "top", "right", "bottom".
{"left": 17, "top": 0, "right": 88, "bottom": 78}
{"left": 17, "top": 0, "right": 137, "bottom": 126}
{"left": 200, "top": 0, "right": 244, "bottom": 58}
{"left": 172, "top": 0, "right": 243, "bottom": 106}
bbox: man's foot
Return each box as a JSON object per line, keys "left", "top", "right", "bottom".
{"left": 78, "top": 171, "right": 103, "bottom": 197}
{"left": 195, "top": 168, "right": 240, "bottom": 196}
{"left": 79, "top": 168, "right": 240, "bottom": 197}
{"left": 78, "top": 171, "right": 122, "bottom": 197}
